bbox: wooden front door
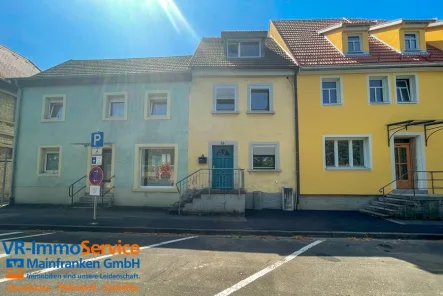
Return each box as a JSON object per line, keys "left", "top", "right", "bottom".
{"left": 395, "top": 143, "right": 413, "bottom": 189}
{"left": 212, "top": 145, "right": 234, "bottom": 190}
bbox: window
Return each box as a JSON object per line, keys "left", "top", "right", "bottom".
{"left": 321, "top": 77, "right": 342, "bottom": 105}
{"left": 42, "top": 95, "right": 66, "bottom": 122}
{"left": 249, "top": 143, "right": 280, "bottom": 171}
{"left": 227, "top": 40, "right": 261, "bottom": 58}
{"left": 324, "top": 137, "right": 371, "bottom": 169}
{"left": 248, "top": 85, "right": 273, "bottom": 112}
{"left": 214, "top": 86, "right": 237, "bottom": 112}
{"left": 395, "top": 75, "right": 418, "bottom": 103}
{"left": 405, "top": 33, "right": 418, "bottom": 51}
{"left": 138, "top": 146, "right": 176, "bottom": 188}
{"left": 145, "top": 92, "right": 170, "bottom": 119}
{"left": 103, "top": 93, "right": 127, "bottom": 120}
{"left": 347, "top": 35, "right": 361, "bottom": 52}
{"left": 38, "top": 146, "right": 61, "bottom": 175}
{"left": 368, "top": 76, "right": 390, "bottom": 104}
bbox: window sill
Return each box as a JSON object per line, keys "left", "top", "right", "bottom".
{"left": 246, "top": 111, "right": 275, "bottom": 114}
{"left": 37, "top": 173, "right": 61, "bottom": 177}
{"left": 212, "top": 111, "right": 240, "bottom": 114}
{"left": 322, "top": 103, "right": 343, "bottom": 106}
{"left": 103, "top": 117, "right": 127, "bottom": 121}
{"left": 370, "top": 102, "right": 391, "bottom": 105}
{"left": 145, "top": 116, "right": 170, "bottom": 120}
{"left": 41, "top": 118, "right": 65, "bottom": 123}
{"left": 133, "top": 187, "right": 177, "bottom": 193}
{"left": 325, "top": 167, "right": 371, "bottom": 171}
{"left": 248, "top": 169, "right": 281, "bottom": 172}
{"left": 396, "top": 101, "right": 418, "bottom": 104}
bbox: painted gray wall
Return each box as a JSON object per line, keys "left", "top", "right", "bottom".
{"left": 14, "top": 81, "right": 190, "bottom": 206}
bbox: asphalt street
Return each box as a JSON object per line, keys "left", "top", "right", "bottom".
{"left": 0, "top": 230, "right": 441, "bottom": 295}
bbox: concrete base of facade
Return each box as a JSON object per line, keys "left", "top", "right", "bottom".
{"left": 297, "top": 195, "right": 376, "bottom": 211}
{"left": 14, "top": 187, "right": 180, "bottom": 208}
{"left": 182, "top": 193, "right": 245, "bottom": 214}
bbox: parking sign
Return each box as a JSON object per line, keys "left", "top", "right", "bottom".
{"left": 91, "top": 132, "right": 104, "bottom": 148}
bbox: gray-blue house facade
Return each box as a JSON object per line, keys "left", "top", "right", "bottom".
{"left": 13, "top": 56, "right": 192, "bottom": 207}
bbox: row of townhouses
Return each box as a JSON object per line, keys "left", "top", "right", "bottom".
{"left": 6, "top": 18, "right": 443, "bottom": 216}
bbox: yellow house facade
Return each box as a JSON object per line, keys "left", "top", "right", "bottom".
{"left": 271, "top": 19, "right": 443, "bottom": 212}
{"left": 187, "top": 31, "right": 297, "bottom": 209}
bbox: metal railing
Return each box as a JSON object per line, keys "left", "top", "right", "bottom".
{"left": 100, "top": 175, "right": 115, "bottom": 205}
{"left": 379, "top": 170, "right": 443, "bottom": 197}
{"left": 175, "top": 168, "right": 245, "bottom": 214}
{"left": 68, "top": 175, "right": 86, "bottom": 206}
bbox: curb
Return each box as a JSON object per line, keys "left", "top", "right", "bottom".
{"left": 0, "top": 224, "right": 442, "bottom": 240}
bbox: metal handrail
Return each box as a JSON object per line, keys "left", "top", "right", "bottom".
{"left": 379, "top": 170, "right": 443, "bottom": 196}
{"left": 68, "top": 175, "right": 86, "bottom": 206}
{"left": 100, "top": 175, "right": 115, "bottom": 204}
{"left": 175, "top": 168, "right": 245, "bottom": 215}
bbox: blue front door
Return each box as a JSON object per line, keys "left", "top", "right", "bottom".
{"left": 212, "top": 145, "right": 234, "bottom": 190}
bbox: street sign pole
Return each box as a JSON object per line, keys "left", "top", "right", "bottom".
{"left": 90, "top": 131, "right": 104, "bottom": 225}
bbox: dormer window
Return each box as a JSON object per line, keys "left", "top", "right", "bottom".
{"left": 347, "top": 35, "right": 362, "bottom": 52}
{"left": 227, "top": 40, "right": 261, "bottom": 58}
{"left": 405, "top": 33, "right": 418, "bottom": 51}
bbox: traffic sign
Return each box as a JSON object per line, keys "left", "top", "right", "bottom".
{"left": 92, "top": 148, "right": 102, "bottom": 156}
{"left": 89, "top": 186, "right": 100, "bottom": 196}
{"left": 91, "top": 132, "right": 104, "bottom": 148}
{"left": 89, "top": 167, "right": 104, "bottom": 186}
{"left": 91, "top": 156, "right": 102, "bottom": 165}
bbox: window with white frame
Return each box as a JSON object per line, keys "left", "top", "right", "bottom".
{"left": 250, "top": 143, "right": 280, "bottom": 171}
{"left": 139, "top": 147, "right": 175, "bottom": 187}
{"left": 405, "top": 33, "right": 418, "bottom": 51}
{"left": 324, "top": 137, "right": 371, "bottom": 169}
{"left": 42, "top": 95, "right": 65, "bottom": 121}
{"left": 396, "top": 75, "right": 417, "bottom": 103}
{"left": 146, "top": 92, "right": 169, "bottom": 118}
{"left": 39, "top": 147, "right": 61, "bottom": 174}
{"left": 227, "top": 40, "right": 261, "bottom": 58}
{"left": 214, "top": 86, "right": 237, "bottom": 112}
{"left": 248, "top": 85, "right": 272, "bottom": 112}
{"left": 369, "top": 76, "right": 389, "bottom": 103}
{"left": 104, "top": 93, "right": 126, "bottom": 119}
{"left": 321, "top": 78, "right": 341, "bottom": 105}
{"left": 347, "top": 35, "right": 362, "bottom": 52}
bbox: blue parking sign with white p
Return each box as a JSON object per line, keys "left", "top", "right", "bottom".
{"left": 91, "top": 132, "right": 104, "bottom": 148}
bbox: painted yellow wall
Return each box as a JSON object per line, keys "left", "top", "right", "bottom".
{"left": 425, "top": 26, "right": 443, "bottom": 50}
{"left": 324, "top": 29, "right": 344, "bottom": 52}
{"left": 269, "top": 22, "right": 293, "bottom": 59}
{"left": 372, "top": 25, "right": 427, "bottom": 51}
{"left": 371, "top": 25, "right": 402, "bottom": 51}
{"left": 297, "top": 70, "right": 443, "bottom": 195}
{"left": 324, "top": 30, "right": 369, "bottom": 54}
{"left": 188, "top": 76, "right": 296, "bottom": 193}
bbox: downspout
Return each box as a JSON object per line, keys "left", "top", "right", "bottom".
{"left": 287, "top": 68, "right": 301, "bottom": 210}
{"left": 10, "top": 79, "right": 21, "bottom": 206}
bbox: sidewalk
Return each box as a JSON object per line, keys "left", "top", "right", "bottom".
{"left": 0, "top": 205, "right": 442, "bottom": 239}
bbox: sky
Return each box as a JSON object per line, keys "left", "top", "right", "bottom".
{"left": 1, "top": 0, "right": 442, "bottom": 71}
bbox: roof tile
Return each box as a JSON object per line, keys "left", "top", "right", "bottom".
{"left": 272, "top": 19, "right": 443, "bottom": 67}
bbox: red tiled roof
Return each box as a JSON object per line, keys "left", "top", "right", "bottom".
{"left": 272, "top": 19, "right": 443, "bottom": 67}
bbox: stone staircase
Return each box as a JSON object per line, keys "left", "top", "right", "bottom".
{"left": 360, "top": 190, "right": 443, "bottom": 219}
{"left": 73, "top": 194, "right": 114, "bottom": 208}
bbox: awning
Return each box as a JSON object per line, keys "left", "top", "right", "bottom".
{"left": 387, "top": 120, "right": 443, "bottom": 146}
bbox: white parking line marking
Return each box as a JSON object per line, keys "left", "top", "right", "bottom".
{"left": 0, "top": 235, "right": 197, "bottom": 283}
{"left": 0, "top": 232, "right": 23, "bottom": 237}
{"left": 1, "top": 232, "right": 55, "bottom": 241}
{"left": 214, "top": 240, "right": 325, "bottom": 296}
